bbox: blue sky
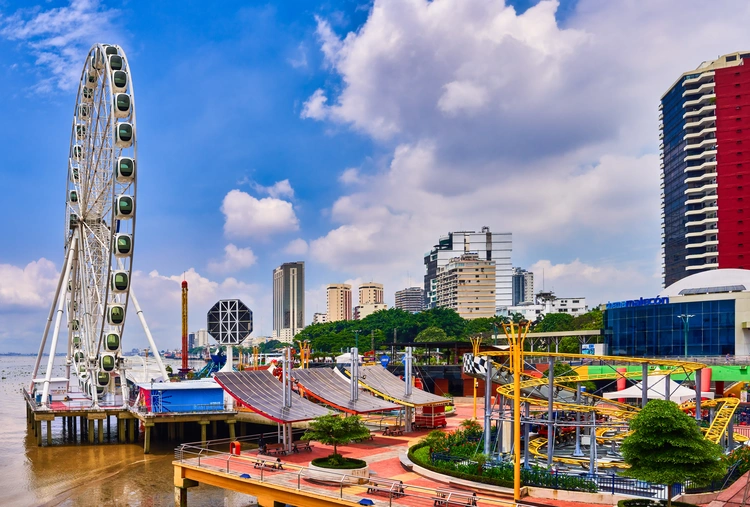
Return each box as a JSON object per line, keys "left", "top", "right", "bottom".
{"left": 0, "top": 0, "right": 748, "bottom": 352}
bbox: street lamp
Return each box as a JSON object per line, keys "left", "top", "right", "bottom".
{"left": 353, "top": 330, "right": 361, "bottom": 351}
{"left": 678, "top": 314, "right": 695, "bottom": 357}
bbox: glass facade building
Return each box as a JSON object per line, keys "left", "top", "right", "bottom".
{"left": 604, "top": 300, "right": 735, "bottom": 357}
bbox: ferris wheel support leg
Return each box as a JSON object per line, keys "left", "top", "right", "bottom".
{"left": 30, "top": 240, "right": 75, "bottom": 394}
{"left": 129, "top": 289, "right": 169, "bottom": 382}
{"left": 41, "top": 280, "right": 70, "bottom": 408}
{"left": 118, "top": 365, "right": 129, "bottom": 409}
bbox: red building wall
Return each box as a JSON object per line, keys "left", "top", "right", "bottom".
{"left": 716, "top": 61, "right": 750, "bottom": 268}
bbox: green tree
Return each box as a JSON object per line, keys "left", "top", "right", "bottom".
{"left": 620, "top": 399, "right": 727, "bottom": 506}
{"left": 571, "top": 308, "right": 603, "bottom": 330}
{"left": 302, "top": 414, "right": 371, "bottom": 464}
{"left": 415, "top": 326, "right": 450, "bottom": 342}
{"left": 532, "top": 313, "right": 574, "bottom": 333}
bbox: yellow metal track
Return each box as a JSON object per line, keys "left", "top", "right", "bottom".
{"left": 470, "top": 351, "right": 743, "bottom": 468}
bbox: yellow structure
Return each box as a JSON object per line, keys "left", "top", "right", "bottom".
{"left": 470, "top": 335, "right": 482, "bottom": 419}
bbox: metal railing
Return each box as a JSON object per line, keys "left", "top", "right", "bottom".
{"left": 175, "top": 444, "right": 515, "bottom": 507}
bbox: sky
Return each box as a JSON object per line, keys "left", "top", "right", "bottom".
{"left": 0, "top": 0, "right": 749, "bottom": 353}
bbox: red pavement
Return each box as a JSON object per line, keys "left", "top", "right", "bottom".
{"left": 221, "top": 399, "right": 614, "bottom": 507}
{"left": 706, "top": 471, "right": 750, "bottom": 507}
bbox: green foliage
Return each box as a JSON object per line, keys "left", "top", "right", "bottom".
{"left": 728, "top": 444, "right": 750, "bottom": 476}
{"left": 533, "top": 313, "right": 575, "bottom": 333}
{"left": 572, "top": 308, "right": 603, "bottom": 330}
{"left": 415, "top": 326, "right": 450, "bottom": 342}
{"left": 258, "top": 339, "right": 283, "bottom": 353}
{"left": 621, "top": 400, "right": 727, "bottom": 490}
{"left": 302, "top": 414, "right": 370, "bottom": 463}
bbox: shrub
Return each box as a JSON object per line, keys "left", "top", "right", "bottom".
{"left": 617, "top": 500, "right": 698, "bottom": 507}
{"left": 311, "top": 456, "right": 367, "bottom": 469}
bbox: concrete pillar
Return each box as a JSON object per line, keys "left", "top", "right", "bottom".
{"left": 46, "top": 420, "right": 52, "bottom": 446}
{"left": 144, "top": 423, "right": 153, "bottom": 454}
{"left": 129, "top": 419, "right": 135, "bottom": 443}
{"left": 199, "top": 421, "right": 209, "bottom": 447}
{"left": 695, "top": 369, "right": 702, "bottom": 423}
{"left": 665, "top": 374, "right": 671, "bottom": 402}
{"left": 107, "top": 416, "right": 111, "bottom": 440}
{"left": 36, "top": 421, "right": 42, "bottom": 446}
{"left": 174, "top": 487, "right": 187, "bottom": 507}
{"left": 211, "top": 420, "right": 217, "bottom": 439}
{"left": 98, "top": 419, "right": 104, "bottom": 444}
{"left": 227, "top": 420, "right": 236, "bottom": 441}
{"left": 117, "top": 417, "right": 123, "bottom": 443}
{"left": 179, "top": 422, "right": 184, "bottom": 441}
{"left": 88, "top": 419, "right": 95, "bottom": 444}
{"left": 641, "top": 363, "right": 649, "bottom": 408}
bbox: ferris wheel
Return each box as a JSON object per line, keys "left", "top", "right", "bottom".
{"left": 31, "top": 44, "right": 167, "bottom": 408}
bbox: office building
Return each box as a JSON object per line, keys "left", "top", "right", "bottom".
{"left": 354, "top": 303, "right": 388, "bottom": 320}
{"left": 327, "top": 284, "right": 352, "bottom": 322}
{"left": 188, "top": 332, "right": 196, "bottom": 350}
{"left": 195, "top": 329, "right": 209, "bottom": 348}
{"left": 395, "top": 287, "right": 426, "bottom": 313}
{"left": 661, "top": 51, "right": 750, "bottom": 287}
{"left": 359, "top": 282, "right": 384, "bottom": 305}
{"left": 605, "top": 269, "right": 750, "bottom": 356}
{"left": 273, "top": 262, "right": 305, "bottom": 343}
{"left": 511, "top": 267, "right": 534, "bottom": 305}
{"left": 435, "top": 253, "right": 496, "bottom": 319}
{"left": 312, "top": 312, "right": 328, "bottom": 325}
{"left": 424, "top": 227, "right": 512, "bottom": 311}
{"left": 506, "top": 292, "right": 587, "bottom": 321}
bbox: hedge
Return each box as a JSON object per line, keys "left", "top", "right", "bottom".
{"left": 311, "top": 457, "right": 368, "bottom": 469}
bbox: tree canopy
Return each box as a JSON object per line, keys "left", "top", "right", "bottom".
{"left": 620, "top": 399, "right": 727, "bottom": 505}
{"left": 301, "top": 414, "right": 370, "bottom": 463}
{"left": 415, "top": 326, "right": 450, "bottom": 342}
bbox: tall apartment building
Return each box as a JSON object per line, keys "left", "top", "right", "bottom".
{"left": 273, "top": 262, "right": 305, "bottom": 343}
{"left": 661, "top": 51, "right": 750, "bottom": 286}
{"left": 312, "top": 312, "right": 328, "bottom": 325}
{"left": 353, "top": 303, "right": 388, "bottom": 320}
{"left": 395, "top": 287, "right": 426, "bottom": 313}
{"left": 424, "top": 227, "right": 511, "bottom": 312}
{"left": 327, "top": 283, "right": 352, "bottom": 322}
{"left": 358, "top": 282, "right": 384, "bottom": 305}
{"left": 511, "top": 267, "right": 534, "bottom": 305}
{"left": 435, "top": 253, "right": 496, "bottom": 319}
{"left": 188, "top": 332, "right": 196, "bottom": 350}
{"left": 194, "top": 329, "right": 209, "bottom": 348}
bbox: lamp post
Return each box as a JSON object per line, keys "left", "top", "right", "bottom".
{"left": 501, "top": 320, "right": 531, "bottom": 502}
{"left": 678, "top": 314, "right": 694, "bottom": 358}
{"left": 354, "top": 330, "right": 361, "bottom": 350}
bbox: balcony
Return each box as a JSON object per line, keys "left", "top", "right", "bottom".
{"left": 684, "top": 149, "right": 717, "bottom": 163}
{"left": 685, "top": 226, "right": 719, "bottom": 239}
{"left": 684, "top": 138, "right": 717, "bottom": 151}
{"left": 684, "top": 93, "right": 716, "bottom": 108}
{"left": 683, "top": 71, "right": 715, "bottom": 87}
{"left": 684, "top": 182, "right": 717, "bottom": 195}
{"left": 685, "top": 194, "right": 717, "bottom": 206}
{"left": 684, "top": 159, "right": 717, "bottom": 173}
{"left": 686, "top": 261, "right": 719, "bottom": 270}
{"left": 684, "top": 205, "right": 718, "bottom": 216}
{"left": 684, "top": 172, "right": 718, "bottom": 184}
{"left": 683, "top": 125, "right": 716, "bottom": 141}
{"left": 685, "top": 216, "right": 718, "bottom": 228}
{"left": 683, "top": 104, "right": 716, "bottom": 120}
{"left": 686, "top": 239, "right": 719, "bottom": 249}
{"left": 682, "top": 82, "right": 715, "bottom": 97}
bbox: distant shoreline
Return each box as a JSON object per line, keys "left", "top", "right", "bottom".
{"left": 0, "top": 353, "right": 65, "bottom": 356}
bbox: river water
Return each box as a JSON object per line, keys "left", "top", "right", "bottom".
{"left": 0, "top": 356, "right": 258, "bottom": 507}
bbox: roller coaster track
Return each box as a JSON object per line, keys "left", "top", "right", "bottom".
{"left": 465, "top": 351, "right": 743, "bottom": 468}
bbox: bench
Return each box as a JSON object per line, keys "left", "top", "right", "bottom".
{"left": 253, "top": 459, "right": 284, "bottom": 471}
{"left": 263, "top": 443, "right": 286, "bottom": 456}
{"left": 366, "top": 481, "right": 406, "bottom": 498}
{"left": 354, "top": 430, "right": 374, "bottom": 442}
{"left": 383, "top": 425, "right": 404, "bottom": 436}
{"left": 292, "top": 440, "right": 313, "bottom": 453}
{"left": 433, "top": 491, "right": 478, "bottom": 506}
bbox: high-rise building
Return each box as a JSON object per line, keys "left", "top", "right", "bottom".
{"left": 273, "top": 262, "right": 305, "bottom": 343}
{"left": 435, "top": 253, "right": 496, "bottom": 319}
{"left": 511, "top": 267, "right": 534, "bottom": 305}
{"left": 395, "top": 287, "right": 426, "bottom": 313}
{"left": 661, "top": 51, "right": 750, "bottom": 286}
{"left": 195, "top": 329, "right": 209, "bottom": 348}
{"left": 188, "top": 332, "right": 196, "bottom": 350}
{"left": 358, "top": 282, "right": 384, "bottom": 305}
{"left": 327, "top": 284, "right": 352, "bottom": 322}
{"left": 353, "top": 303, "right": 388, "bottom": 320}
{"left": 312, "top": 312, "right": 328, "bottom": 325}
{"left": 424, "top": 227, "right": 512, "bottom": 311}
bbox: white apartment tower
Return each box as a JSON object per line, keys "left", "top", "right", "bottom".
{"left": 327, "top": 284, "right": 352, "bottom": 322}
{"left": 273, "top": 262, "right": 305, "bottom": 343}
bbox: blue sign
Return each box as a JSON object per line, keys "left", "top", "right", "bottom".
{"left": 606, "top": 296, "right": 669, "bottom": 310}
{"left": 581, "top": 344, "right": 595, "bottom": 355}
{"left": 380, "top": 355, "right": 390, "bottom": 368}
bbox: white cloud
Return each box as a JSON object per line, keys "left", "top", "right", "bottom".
{"left": 303, "top": 0, "right": 750, "bottom": 303}
{"left": 252, "top": 179, "right": 295, "bottom": 199}
{"left": 207, "top": 244, "right": 257, "bottom": 274}
{"left": 301, "top": 88, "right": 328, "bottom": 120}
{"left": 0, "top": 258, "right": 58, "bottom": 308}
{"left": 0, "top": 0, "right": 122, "bottom": 92}
{"left": 283, "top": 238, "right": 309, "bottom": 256}
{"left": 221, "top": 189, "right": 299, "bottom": 239}
{"left": 288, "top": 42, "right": 308, "bottom": 69}
{"left": 339, "top": 167, "right": 362, "bottom": 185}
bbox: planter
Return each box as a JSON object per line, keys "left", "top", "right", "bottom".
{"left": 306, "top": 462, "right": 369, "bottom": 484}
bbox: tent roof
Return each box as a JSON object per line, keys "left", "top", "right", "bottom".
{"left": 603, "top": 375, "right": 699, "bottom": 401}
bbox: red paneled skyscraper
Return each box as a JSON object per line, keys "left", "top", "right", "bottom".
{"left": 661, "top": 51, "right": 750, "bottom": 287}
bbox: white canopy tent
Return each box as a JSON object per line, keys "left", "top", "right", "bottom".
{"left": 603, "top": 374, "right": 714, "bottom": 403}
{"left": 335, "top": 352, "right": 363, "bottom": 365}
